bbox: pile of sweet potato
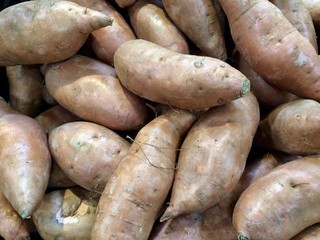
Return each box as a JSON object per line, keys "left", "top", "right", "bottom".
{"left": 1, "top": 0, "right": 320, "bottom": 239}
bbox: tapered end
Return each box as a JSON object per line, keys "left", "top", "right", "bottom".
{"left": 20, "top": 210, "right": 31, "bottom": 219}
{"left": 238, "top": 233, "right": 250, "bottom": 240}
{"left": 240, "top": 79, "right": 251, "bottom": 97}
{"left": 159, "top": 207, "right": 178, "bottom": 222}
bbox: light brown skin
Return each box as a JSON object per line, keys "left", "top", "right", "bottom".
{"left": 270, "top": 0, "right": 318, "bottom": 52}
{"left": 49, "top": 121, "right": 131, "bottom": 193}
{"left": 35, "top": 105, "right": 81, "bottom": 189}
{"left": 0, "top": 98, "right": 51, "bottom": 219}
{"left": 128, "top": 0, "right": 189, "bottom": 54}
{"left": 233, "top": 48, "right": 299, "bottom": 109}
{"left": 0, "top": 0, "right": 112, "bottom": 66}
{"left": 44, "top": 54, "right": 148, "bottom": 131}
{"left": 233, "top": 155, "right": 320, "bottom": 240}
{"left": 32, "top": 187, "right": 99, "bottom": 240}
{"left": 160, "top": 92, "right": 260, "bottom": 221}
{"left": 115, "top": 0, "right": 137, "bottom": 8}
{"left": 151, "top": 153, "right": 280, "bottom": 240}
{"left": 114, "top": 39, "right": 250, "bottom": 111}
{"left": 219, "top": 0, "right": 320, "bottom": 101}
{"left": 90, "top": 109, "right": 197, "bottom": 240}
{"left": 0, "top": 190, "right": 30, "bottom": 240}
{"left": 301, "top": 0, "right": 320, "bottom": 30}
{"left": 6, "top": 65, "right": 44, "bottom": 117}
{"left": 291, "top": 223, "right": 320, "bottom": 240}
{"left": 66, "top": 0, "right": 136, "bottom": 65}
{"left": 254, "top": 99, "right": 320, "bottom": 155}
{"left": 162, "top": 0, "right": 227, "bottom": 60}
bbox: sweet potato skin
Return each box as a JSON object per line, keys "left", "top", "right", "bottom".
{"left": 254, "top": 99, "right": 320, "bottom": 155}
{"left": 219, "top": 0, "right": 320, "bottom": 101}
{"left": 0, "top": 104, "right": 51, "bottom": 218}
{"left": 160, "top": 92, "right": 259, "bottom": 221}
{"left": 0, "top": 0, "right": 112, "bottom": 66}
{"left": 32, "top": 187, "right": 99, "bottom": 240}
{"left": 49, "top": 121, "right": 130, "bottom": 193}
{"left": 44, "top": 54, "right": 148, "bottom": 131}
{"left": 0, "top": 190, "right": 30, "bottom": 240}
{"left": 114, "top": 39, "right": 250, "bottom": 111}
{"left": 91, "top": 109, "right": 197, "bottom": 240}
{"left": 291, "top": 223, "right": 320, "bottom": 240}
{"left": 301, "top": 0, "right": 320, "bottom": 30}
{"left": 162, "top": 0, "right": 226, "bottom": 60}
{"left": 128, "top": 0, "right": 189, "bottom": 54}
{"left": 233, "top": 155, "right": 320, "bottom": 240}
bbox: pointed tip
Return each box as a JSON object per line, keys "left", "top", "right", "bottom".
{"left": 159, "top": 207, "right": 176, "bottom": 222}
{"left": 20, "top": 210, "right": 31, "bottom": 219}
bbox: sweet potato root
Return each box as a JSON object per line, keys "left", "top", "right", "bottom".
{"left": 219, "top": 0, "right": 320, "bottom": 101}
{"left": 233, "top": 155, "right": 320, "bottom": 240}
{"left": 114, "top": 39, "right": 250, "bottom": 111}
{"left": 162, "top": 0, "right": 226, "bottom": 60}
{"left": 160, "top": 92, "right": 259, "bottom": 221}
{"left": 0, "top": 97, "right": 51, "bottom": 218}
{"left": 0, "top": 0, "right": 112, "bottom": 66}
{"left": 49, "top": 121, "right": 130, "bottom": 193}
{"left": 91, "top": 109, "right": 197, "bottom": 240}
{"left": 128, "top": 0, "right": 189, "bottom": 54}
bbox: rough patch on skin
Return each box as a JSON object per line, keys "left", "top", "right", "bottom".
{"left": 56, "top": 207, "right": 79, "bottom": 225}
{"left": 109, "top": 176, "right": 118, "bottom": 195}
{"left": 294, "top": 51, "right": 308, "bottom": 67}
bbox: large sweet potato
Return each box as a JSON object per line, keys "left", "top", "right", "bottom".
{"left": 0, "top": 0, "right": 112, "bottom": 66}
{"left": 91, "top": 109, "right": 197, "bottom": 240}
{"left": 114, "top": 39, "right": 250, "bottom": 111}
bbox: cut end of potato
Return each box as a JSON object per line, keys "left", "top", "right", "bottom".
{"left": 20, "top": 209, "right": 31, "bottom": 219}
{"left": 240, "top": 79, "right": 251, "bottom": 97}
{"left": 99, "top": 16, "right": 113, "bottom": 28}
{"left": 238, "top": 233, "right": 250, "bottom": 240}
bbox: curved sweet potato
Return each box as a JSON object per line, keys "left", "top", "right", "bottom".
{"left": 32, "top": 187, "right": 99, "bottom": 240}
{"left": 0, "top": 98, "right": 51, "bottom": 218}
{"left": 220, "top": 0, "right": 320, "bottom": 101}
{"left": 162, "top": 0, "right": 226, "bottom": 60}
{"left": 0, "top": 0, "right": 112, "bottom": 66}
{"left": 114, "top": 39, "right": 250, "bottom": 111}
{"left": 128, "top": 0, "right": 189, "bottom": 54}
{"left": 6, "top": 65, "right": 44, "bottom": 117}
{"left": 44, "top": 54, "right": 148, "bottom": 131}
{"left": 233, "top": 155, "right": 320, "bottom": 240}
{"left": 0, "top": 190, "right": 30, "bottom": 240}
{"left": 160, "top": 92, "right": 259, "bottom": 221}
{"left": 91, "top": 109, "right": 197, "bottom": 240}
{"left": 49, "top": 121, "right": 130, "bottom": 193}
{"left": 254, "top": 99, "right": 320, "bottom": 155}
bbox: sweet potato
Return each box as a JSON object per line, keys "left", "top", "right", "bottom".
{"left": 254, "top": 99, "right": 320, "bottom": 155}
{"left": 291, "top": 223, "right": 320, "bottom": 240}
{"left": 0, "top": 97, "right": 51, "bottom": 218}
{"left": 66, "top": 0, "right": 136, "bottom": 65}
{"left": 32, "top": 187, "right": 99, "bottom": 240}
{"left": 0, "top": 0, "right": 112, "bottom": 66}
{"left": 6, "top": 65, "right": 44, "bottom": 117}
{"left": 43, "top": 54, "right": 148, "bottom": 131}
{"left": 270, "top": 0, "right": 318, "bottom": 52}
{"left": 162, "top": 0, "right": 227, "bottom": 60}
{"left": 0, "top": 190, "right": 30, "bottom": 240}
{"left": 49, "top": 121, "right": 130, "bottom": 193}
{"left": 91, "top": 109, "right": 197, "bottom": 240}
{"left": 151, "top": 153, "right": 279, "bottom": 240}
{"left": 114, "top": 0, "right": 136, "bottom": 8}
{"left": 233, "top": 48, "right": 299, "bottom": 109}
{"left": 128, "top": 0, "right": 189, "bottom": 54}
{"left": 233, "top": 155, "right": 320, "bottom": 240}
{"left": 160, "top": 92, "right": 259, "bottom": 221}
{"left": 219, "top": 0, "right": 320, "bottom": 101}
{"left": 301, "top": 0, "right": 320, "bottom": 30}
{"left": 114, "top": 39, "right": 250, "bottom": 111}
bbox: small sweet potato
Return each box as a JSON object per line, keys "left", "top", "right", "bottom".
{"left": 114, "top": 39, "right": 250, "bottom": 111}
{"left": 160, "top": 92, "right": 259, "bottom": 221}
{"left": 32, "top": 187, "right": 99, "bottom": 240}
{"left": 49, "top": 121, "right": 130, "bottom": 193}
{"left": 44, "top": 54, "right": 148, "bottom": 131}
{"left": 0, "top": 0, "right": 112, "bottom": 66}
{"left": 6, "top": 65, "right": 44, "bottom": 117}
{"left": 233, "top": 155, "right": 320, "bottom": 240}
{"left": 128, "top": 0, "right": 189, "bottom": 54}
{"left": 162, "top": 0, "right": 226, "bottom": 60}
{"left": 91, "top": 109, "right": 197, "bottom": 240}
